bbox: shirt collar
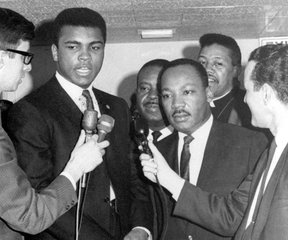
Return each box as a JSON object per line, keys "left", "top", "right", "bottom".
{"left": 210, "top": 90, "right": 232, "bottom": 107}
{"left": 56, "top": 71, "right": 93, "bottom": 100}
{"left": 178, "top": 114, "right": 213, "bottom": 140}
{"left": 274, "top": 123, "right": 288, "bottom": 149}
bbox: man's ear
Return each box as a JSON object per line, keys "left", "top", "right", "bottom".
{"left": 0, "top": 51, "right": 7, "bottom": 69}
{"left": 233, "top": 65, "right": 241, "bottom": 78}
{"left": 261, "top": 83, "right": 273, "bottom": 105}
{"left": 206, "top": 86, "right": 214, "bottom": 102}
{"left": 51, "top": 44, "right": 58, "bottom": 62}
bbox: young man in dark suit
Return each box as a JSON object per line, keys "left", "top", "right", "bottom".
{"left": 7, "top": 7, "right": 152, "bottom": 240}
{"left": 140, "top": 58, "right": 268, "bottom": 240}
{"left": 142, "top": 45, "right": 288, "bottom": 240}
{"left": 0, "top": 7, "right": 108, "bottom": 240}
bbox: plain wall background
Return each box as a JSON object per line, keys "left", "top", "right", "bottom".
{"left": 2, "top": 38, "right": 259, "bottom": 106}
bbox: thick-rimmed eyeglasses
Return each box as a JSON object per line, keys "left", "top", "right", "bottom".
{"left": 6, "top": 49, "right": 34, "bottom": 65}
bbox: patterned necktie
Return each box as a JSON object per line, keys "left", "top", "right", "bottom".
{"left": 152, "top": 131, "right": 162, "bottom": 144}
{"left": 180, "top": 135, "right": 194, "bottom": 181}
{"left": 82, "top": 89, "right": 94, "bottom": 110}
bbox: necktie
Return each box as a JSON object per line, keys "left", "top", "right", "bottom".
{"left": 180, "top": 135, "right": 194, "bottom": 181}
{"left": 243, "top": 139, "right": 277, "bottom": 240}
{"left": 152, "top": 131, "right": 162, "bottom": 144}
{"left": 82, "top": 89, "right": 94, "bottom": 110}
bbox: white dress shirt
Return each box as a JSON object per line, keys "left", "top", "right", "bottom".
{"left": 172, "top": 115, "right": 213, "bottom": 199}
{"left": 56, "top": 72, "right": 116, "bottom": 200}
{"left": 147, "top": 125, "right": 174, "bottom": 142}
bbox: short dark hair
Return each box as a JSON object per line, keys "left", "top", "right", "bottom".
{"left": 137, "top": 59, "right": 169, "bottom": 85}
{"left": 158, "top": 58, "right": 208, "bottom": 92}
{"left": 0, "top": 8, "right": 34, "bottom": 50}
{"left": 199, "top": 33, "right": 241, "bottom": 67}
{"left": 52, "top": 7, "right": 107, "bottom": 46}
{"left": 248, "top": 44, "right": 288, "bottom": 103}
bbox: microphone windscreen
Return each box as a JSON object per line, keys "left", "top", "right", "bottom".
{"left": 133, "top": 117, "right": 149, "bottom": 138}
{"left": 82, "top": 110, "right": 98, "bottom": 131}
{"left": 97, "top": 114, "right": 115, "bottom": 133}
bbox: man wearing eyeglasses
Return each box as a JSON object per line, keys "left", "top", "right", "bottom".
{"left": 0, "top": 7, "right": 109, "bottom": 240}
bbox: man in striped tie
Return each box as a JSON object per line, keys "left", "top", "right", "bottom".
{"left": 140, "top": 58, "right": 268, "bottom": 240}
{"left": 141, "top": 45, "right": 288, "bottom": 240}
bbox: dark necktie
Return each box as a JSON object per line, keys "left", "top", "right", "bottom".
{"left": 82, "top": 89, "right": 94, "bottom": 110}
{"left": 152, "top": 131, "right": 162, "bottom": 144}
{"left": 180, "top": 135, "right": 194, "bottom": 181}
{"left": 242, "top": 139, "right": 277, "bottom": 240}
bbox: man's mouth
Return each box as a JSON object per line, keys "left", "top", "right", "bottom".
{"left": 172, "top": 110, "right": 190, "bottom": 122}
{"left": 76, "top": 66, "right": 92, "bottom": 75}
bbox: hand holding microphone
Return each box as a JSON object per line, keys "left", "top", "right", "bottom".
{"left": 80, "top": 110, "right": 115, "bottom": 188}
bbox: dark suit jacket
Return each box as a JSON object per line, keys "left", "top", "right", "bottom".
{"left": 6, "top": 76, "right": 152, "bottom": 240}
{"left": 153, "top": 120, "right": 268, "bottom": 240}
{"left": 0, "top": 123, "right": 77, "bottom": 240}
{"left": 174, "top": 141, "right": 288, "bottom": 240}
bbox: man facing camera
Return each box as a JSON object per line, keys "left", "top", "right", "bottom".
{"left": 0, "top": 7, "right": 108, "bottom": 240}
{"left": 141, "top": 44, "right": 288, "bottom": 240}
{"left": 135, "top": 59, "right": 173, "bottom": 142}
{"left": 142, "top": 58, "right": 267, "bottom": 240}
{"left": 198, "top": 33, "right": 251, "bottom": 126}
{"left": 7, "top": 7, "right": 152, "bottom": 240}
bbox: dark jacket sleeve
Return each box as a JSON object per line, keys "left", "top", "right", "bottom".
{"left": 174, "top": 174, "right": 252, "bottom": 236}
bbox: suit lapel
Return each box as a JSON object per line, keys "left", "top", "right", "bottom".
{"left": 155, "top": 130, "right": 179, "bottom": 173}
{"left": 49, "top": 77, "right": 83, "bottom": 129}
{"left": 252, "top": 143, "right": 288, "bottom": 239}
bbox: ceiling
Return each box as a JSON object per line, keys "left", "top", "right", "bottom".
{"left": 1, "top": 0, "right": 288, "bottom": 44}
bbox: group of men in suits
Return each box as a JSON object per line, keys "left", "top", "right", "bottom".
{"left": 135, "top": 57, "right": 267, "bottom": 239}
{"left": 133, "top": 34, "right": 270, "bottom": 240}
{"left": 0, "top": 7, "right": 109, "bottom": 240}
{"left": 2, "top": 4, "right": 287, "bottom": 240}
{"left": 141, "top": 44, "right": 288, "bottom": 240}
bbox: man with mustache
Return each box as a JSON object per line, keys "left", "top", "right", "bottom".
{"left": 197, "top": 33, "right": 251, "bottom": 127}
{"left": 6, "top": 7, "right": 152, "bottom": 240}
{"left": 141, "top": 58, "right": 267, "bottom": 240}
{"left": 142, "top": 45, "right": 288, "bottom": 240}
{"left": 135, "top": 59, "right": 173, "bottom": 142}
{"left": 133, "top": 59, "right": 173, "bottom": 239}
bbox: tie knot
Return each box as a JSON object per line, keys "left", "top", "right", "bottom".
{"left": 152, "top": 131, "right": 162, "bottom": 143}
{"left": 82, "top": 90, "right": 94, "bottom": 110}
{"left": 184, "top": 135, "right": 193, "bottom": 145}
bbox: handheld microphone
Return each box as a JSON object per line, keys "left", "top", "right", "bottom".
{"left": 97, "top": 114, "right": 115, "bottom": 142}
{"left": 133, "top": 117, "right": 152, "bottom": 156}
{"left": 81, "top": 109, "right": 98, "bottom": 188}
{"left": 132, "top": 116, "right": 168, "bottom": 240}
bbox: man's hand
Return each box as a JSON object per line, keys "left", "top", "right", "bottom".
{"left": 124, "top": 228, "right": 149, "bottom": 240}
{"left": 64, "top": 130, "right": 109, "bottom": 182}
{"left": 140, "top": 141, "right": 183, "bottom": 192}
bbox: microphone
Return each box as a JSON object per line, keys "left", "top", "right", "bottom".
{"left": 97, "top": 114, "right": 115, "bottom": 142}
{"left": 81, "top": 109, "right": 98, "bottom": 188}
{"left": 133, "top": 117, "right": 152, "bottom": 156}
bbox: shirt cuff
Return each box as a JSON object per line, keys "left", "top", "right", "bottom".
{"left": 171, "top": 178, "right": 185, "bottom": 201}
{"left": 60, "top": 171, "right": 77, "bottom": 190}
{"left": 132, "top": 226, "right": 152, "bottom": 240}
